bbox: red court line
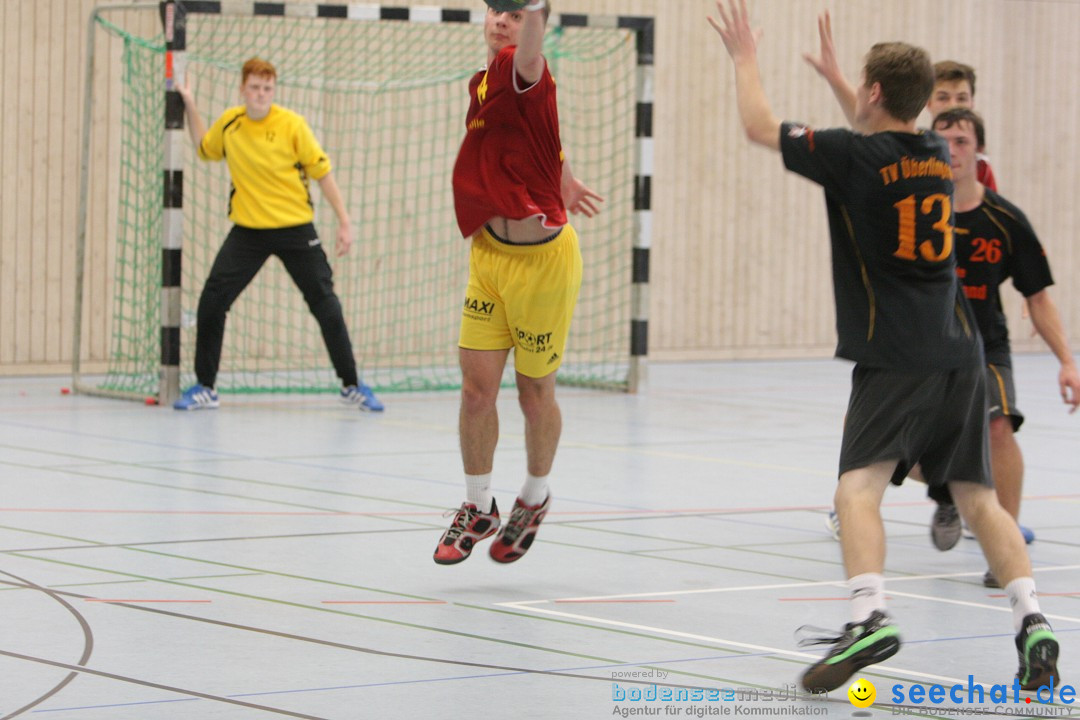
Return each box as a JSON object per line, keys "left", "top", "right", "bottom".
{"left": 6, "top": 493, "right": 1079, "bottom": 517}
{"left": 553, "top": 599, "right": 675, "bottom": 604}
{"left": 321, "top": 600, "right": 446, "bottom": 605}
{"left": 85, "top": 599, "right": 212, "bottom": 603}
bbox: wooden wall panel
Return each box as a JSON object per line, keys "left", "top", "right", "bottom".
{"left": 0, "top": 1, "right": 18, "bottom": 366}
{"left": 2, "top": 0, "right": 1079, "bottom": 375}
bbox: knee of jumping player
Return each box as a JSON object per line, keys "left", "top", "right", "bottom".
{"left": 516, "top": 372, "right": 557, "bottom": 423}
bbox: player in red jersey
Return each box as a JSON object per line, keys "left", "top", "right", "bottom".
{"left": 433, "top": 1, "right": 603, "bottom": 566}
{"left": 926, "top": 61, "right": 997, "bottom": 191}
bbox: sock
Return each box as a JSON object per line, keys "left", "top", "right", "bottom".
{"left": 519, "top": 473, "right": 549, "bottom": 506}
{"left": 465, "top": 473, "right": 493, "bottom": 513}
{"left": 1005, "top": 577, "right": 1040, "bottom": 632}
{"left": 848, "top": 573, "right": 886, "bottom": 624}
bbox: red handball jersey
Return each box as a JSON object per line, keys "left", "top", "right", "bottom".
{"left": 452, "top": 46, "right": 566, "bottom": 238}
{"left": 976, "top": 155, "right": 997, "bottom": 191}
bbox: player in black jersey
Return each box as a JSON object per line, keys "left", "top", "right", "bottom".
{"left": 708, "top": 0, "right": 1060, "bottom": 693}
{"left": 932, "top": 108, "right": 1080, "bottom": 586}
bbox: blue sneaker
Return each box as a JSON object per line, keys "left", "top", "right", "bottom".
{"left": 173, "top": 384, "right": 219, "bottom": 410}
{"left": 825, "top": 510, "right": 841, "bottom": 541}
{"left": 340, "top": 383, "right": 384, "bottom": 412}
{"left": 1020, "top": 525, "right": 1035, "bottom": 544}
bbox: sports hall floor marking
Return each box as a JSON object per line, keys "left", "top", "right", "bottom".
{"left": 554, "top": 599, "right": 676, "bottom": 603}
{"left": 494, "top": 598, "right": 1076, "bottom": 693}
{"left": 497, "top": 564, "right": 1080, "bottom": 688}
{"left": 321, "top": 600, "right": 446, "bottom": 604}
{"left": 499, "top": 564, "right": 1080, "bottom": 604}
{"left": 0, "top": 649, "right": 328, "bottom": 720}
{"left": 83, "top": 598, "right": 211, "bottom": 603}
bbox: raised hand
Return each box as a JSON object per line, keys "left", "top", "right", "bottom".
{"left": 707, "top": 0, "right": 762, "bottom": 64}
{"left": 803, "top": 12, "right": 841, "bottom": 83}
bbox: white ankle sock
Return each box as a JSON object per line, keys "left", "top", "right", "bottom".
{"left": 519, "top": 473, "right": 548, "bottom": 506}
{"left": 1005, "top": 577, "right": 1040, "bottom": 632}
{"left": 465, "top": 473, "right": 493, "bottom": 513}
{"left": 848, "top": 573, "right": 886, "bottom": 624}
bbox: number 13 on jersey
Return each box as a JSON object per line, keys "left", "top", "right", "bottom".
{"left": 893, "top": 193, "right": 953, "bottom": 262}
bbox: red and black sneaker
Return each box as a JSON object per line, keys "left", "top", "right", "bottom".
{"left": 433, "top": 500, "right": 500, "bottom": 565}
{"left": 489, "top": 495, "right": 551, "bottom": 564}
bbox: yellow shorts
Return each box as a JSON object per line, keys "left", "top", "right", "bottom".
{"left": 459, "top": 224, "right": 583, "bottom": 378}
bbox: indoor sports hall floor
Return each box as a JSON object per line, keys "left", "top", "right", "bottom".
{"left": 1, "top": 355, "right": 1077, "bottom": 719}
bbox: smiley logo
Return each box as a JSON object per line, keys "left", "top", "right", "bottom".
{"left": 847, "top": 678, "right": 876, "bottom": 708}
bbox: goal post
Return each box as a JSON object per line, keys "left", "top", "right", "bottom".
{"left": 72, "top": 1, "right": 654, "bottom": 402}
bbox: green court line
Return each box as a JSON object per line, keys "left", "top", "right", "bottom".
{"left": 7, "top": 551, "right": 636, "bottom": 668}
{"left": 0, "top": 524, "right": 441, "bottom": 602}
{"left": 170, "top": 572, "right": 264, "bottom": 581}
{"left": 3, "top": 523, "right": 810, "bottom": 681}
{"left": 1, "top": 527, "right": 1028, "bottom": 710}
{"left": 0, "top": 459, "right": 446, "bottom": 524}
{"left": 8, "top": 548, "right": 837, "bottom": 704}
{"left": 1, "top": 578, "right": 145, "bottom": 591}
{"left": 2, "top": 571, "right": 261, "bottom": 592}
{"left": 0, "top": 446, "right": 449, "bottom": 512}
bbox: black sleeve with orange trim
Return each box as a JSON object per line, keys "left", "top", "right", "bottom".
{"left": 780, "top": 122, "right": 854, "bottom": 196}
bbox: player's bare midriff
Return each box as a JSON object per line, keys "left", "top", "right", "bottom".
{"left": 487, "top": 214, "right": 562, "bottom": 244}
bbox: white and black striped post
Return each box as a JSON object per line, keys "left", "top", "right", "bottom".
{"left": 626, "top": 16, "right": 653, "bottom": 394}
{"left": 160, "top": 0, "right": 186, "bottom": 404}
{"left": 554, "top": 12, "right": 654, "bottom": 394}
{"left": 162, "top": 2, "right": 653, "bottom": 394}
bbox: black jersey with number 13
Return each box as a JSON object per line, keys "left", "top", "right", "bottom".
{"left": 780, "top": 122, "right": 982, "bottom": 371}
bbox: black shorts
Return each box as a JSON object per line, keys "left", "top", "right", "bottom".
{"left": 839, "top": 365, "right": 991, "bottom": 496}
{"left": 987, "top": 363, "right": 1024, "bottom": 431}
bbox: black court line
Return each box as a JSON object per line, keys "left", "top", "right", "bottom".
{"left": 0, "top": 570, "right": 94, "bottom": 720}
{"left": 0, "top": 581, "right": 739, "bottom": 693}
{"left": 0, "top": 649, "right": 329, "bottom": 720}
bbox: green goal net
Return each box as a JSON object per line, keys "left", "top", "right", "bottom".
{"left": 84, "top": 6, "right": 639, "bottom": 398}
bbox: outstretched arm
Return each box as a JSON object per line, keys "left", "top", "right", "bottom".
{"left": 176, "top": 73, "right": 208, "bottom": 150}
{"left": 317, "top": 172, "right": 353, "bottom": 257}
{"left": 707, "top": 0, "right": 780, "bottom": 151}
{"left": 561, "top": 159, "right": 604, "bottom": 218}
{"left": 514, "top": 1, "right": 548, "bottom": 86}
{"left": 1027, "top": 289, "right": 1080, "bottom": 412}
{"left": 803, "top": 11, "right": 857, "bottom": 127}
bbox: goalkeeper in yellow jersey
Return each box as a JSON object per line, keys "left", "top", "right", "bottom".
{"left": 174, "top": 57, "right": 382, "bottom": 412}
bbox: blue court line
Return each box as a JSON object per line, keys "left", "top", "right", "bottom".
{"left": 26, "top": 613, "right": 1080, "bottom": 713}
{"left": 32, "top": 653, "right": 776, "bottom": 714}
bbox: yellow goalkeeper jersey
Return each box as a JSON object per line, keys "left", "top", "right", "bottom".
{"left": 198, "top": 104, "right": 332, "bottom": 229}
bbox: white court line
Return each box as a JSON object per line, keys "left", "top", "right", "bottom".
{"left": 499, "top": 564, "right": 1080, "bottom": 605}
{"left": 496, "top": 601, "right": 1009, "bottom": 689}
{"left": 885, "top": 588, "right": 1080, "bottom": 625}
{"left": 495, "top": 564, "right": 1080, "bottom": 690}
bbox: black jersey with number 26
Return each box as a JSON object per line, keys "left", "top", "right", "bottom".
{"left": 780, "top": 122, "right": 981, "bottom": 371}
{"left": 954, "top": 189, "right": 1054, "bottom": 367}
